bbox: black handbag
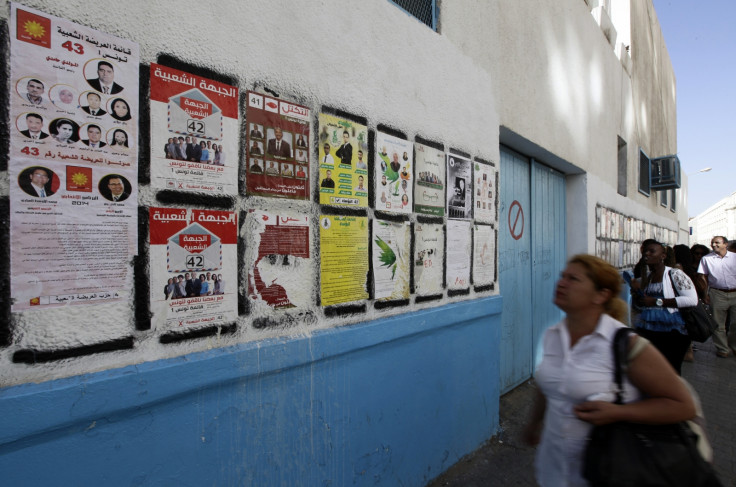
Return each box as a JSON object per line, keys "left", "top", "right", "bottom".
{"left": 583, "top": 328, "right": 722, "bottom": 487}
{"left": 668, "top": 270, "right": 718, "bottom": 343}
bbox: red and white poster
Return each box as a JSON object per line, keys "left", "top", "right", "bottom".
{"left": 245, "top": 210, "right": 311, "bottom": 310}
{"left": 150, "top": 64, "right": 239, "bottom": 195}
{"left": 8, "top": 3, "right": 139, "bottom": 311}
{"left": 149, "top": 207, "right": 238, "bottom": 330}
{"left": 245, "top": 91, "right": 311, "bottom": 199}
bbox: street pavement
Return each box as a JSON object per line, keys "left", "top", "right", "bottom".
{"left": 426, "top": 338, "right": 736, "bottom": 486}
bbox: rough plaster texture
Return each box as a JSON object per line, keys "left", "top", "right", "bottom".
{"left": 0, "top": 0, "right": 500, "bottom": 386}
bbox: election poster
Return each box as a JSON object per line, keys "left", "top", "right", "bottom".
{"left": 245, "top": 210, "right": 311, "bottom": 310}
{"left": 149, "top": 207, "right": 238, "bottom": 330}
{"left": 414, "top": 143, "right": 445, "bottom": 217}
{"left": 318, "top": 113, "right": 368, "bottom": 207}
{"left": 374, "top": 133, "right": 413, "bottom": 213}
{"left": 319, "top": 215, "right": 369, "bottom": 306}
{"left": 474, "top": 162, "right": 496, "bottom": 223}
{"left": 245, "top": 91, "right": 310, "bottom": 199}
{"left": 9, "top": 3, "right": 139, "bottom": 311}
{"left": 473, "top": 224, "right": 496, "bottom": 286}
{"left": 150, "top": 64, "right": 239, "bottom": 195}
{"left": 447, "top": 220, "right": 471, "bottom": 290}
{"left": 372, "top": 220, "right": 410, "bottom": 301}
{"left": 446, "top": 154, "right": 473, "bottom": 219}
{"left": 413, "top": 222, "right": 444, "bottom": 296}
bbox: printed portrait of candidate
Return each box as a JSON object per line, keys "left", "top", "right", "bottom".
{"left": 109, "top": 98, "right": 131, "bottom": 121}
{"left": 266, "top": 127, "right": 292, "bottom": 158}
{"left": 81, "top": 124, "right": 107, "bottom": 148}
{"left": 49, "top": 118, "right": 80, "bottom": 144}
{"left": 249, "top": 158, "right": 264, "bottom": 174}
{"left": 86, "top": 60, "right": 123, "bottom": 94}
{"left": 81, "top": 91, "right": 106, "bottom": 116}
{"left": 249, "top": 123, "right": 263, "bottom": 139}
{"left": 17, "top": 78, "right": 45, "bottom": 105}
{"left": 280, "top": 163, "right": 294, "bottom": 177}
{"left": 109, "top": 129, "right": 129, "bottom": 149}
{"left": 18, "top": 166, "right": 57, "bottom": 198}
{"left": 18, "top": 112, "right": 49, "bottom": 140}
{"left": 48, "top": 84, "right": 78, "bottom": 110}
{"left": 98, "top": 174, "right": 131, "bottom": 202}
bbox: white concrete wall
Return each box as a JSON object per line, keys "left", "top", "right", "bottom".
{"left": 440, "top": 0, "right": 680, "bottom": 258}
{"left": 690, "top": 192, "right": 736, "bottom": 246}
{"left": 0, "top": 0, "right": 500, "bottom": 386}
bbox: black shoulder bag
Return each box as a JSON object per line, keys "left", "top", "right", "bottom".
{"left": 668, "top": 270, "right": 718, "bottom": 343}
{"left": 583, "top": 328, "right": 722, "bottom": 486}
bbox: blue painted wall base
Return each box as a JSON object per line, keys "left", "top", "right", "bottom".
{"left": 0, "top": 297, "right": 502, "bottom": 487}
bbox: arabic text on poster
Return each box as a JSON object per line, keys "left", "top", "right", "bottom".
{"left": 446, "top": 154, "right": 473, "bottom": 220}
{"left": 149, "top": 207, "right": 238, "bottom": 330}
{"left": 372, "top": 220, "right": 410, "bottom": 300}
{"left": 474, "top": 162, "right": 496, "bottom": 223}
{"left": 319, "top": 215, "right": 369, "bottom": 306}
{"left": 473, "top": 224, "right": 495, "bottom": 285}
{"left": 414, "top": 223, "right": 444, "bottom": 295}
{"left": 9, "top": 3, "right": 139, "bottom": 311}
{"left": 374, "top": 133, "right": 413, "bottom": 213}
{"left": 447, "top": 220, "right": 471, "bottom": 290}
{"left": 414, "top": 143, "right": 445, "bottom": 216}
{"left": 318, "top": 113, "right": 368, "bottom": 207}
{"left": 246, "top": 91, "right": 311, "bottom": 199}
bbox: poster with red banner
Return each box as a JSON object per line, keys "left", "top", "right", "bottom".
{"left": 149, "top": 207, "right": 238, "bottom": 330}
{"left": 245, "top": 91, "right": 311, "bottom": 199}
{"left": 150, "top": 64, "right": 239, "bottom": 195}
{"left": 245, "top": 210, "right": 312, "bottom": 310}
{"left": 8, "top": 3, "right": 139, "bottom": 311}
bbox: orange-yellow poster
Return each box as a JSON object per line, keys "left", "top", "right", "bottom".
{"left": 318, "top": 113, "right": 368, "bottom": 207}
{"left": 319, "top": 215, "right": 369, "bottom": 306}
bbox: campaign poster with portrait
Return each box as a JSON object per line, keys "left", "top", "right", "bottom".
{"left": 473, "top": 224, "right": 496, "bottom": 286}
{"left": 318, "top": 113, "right": 368, "bottom": 207}
{"left": 446, "top": 154, "right": 473, "bottom": 219}
{"left": 246, "top": 91, "right": 310, "bottom": 199}
{"left": 149, "top": 208, "right": 237, "bottom": 330}
{"left": 374, "top": 133, "right": 413, "bottom": 213}
{"left": 245, "top": 210, "right": 311, "bottom": 310}
{"left": 150, "top": 64, "right": 238, "bottom": 195}
{"left": 9, "top": 3, "right": 139, "bottom": 311}
{"left": 414, "top": 223, "right": 444, "bottom": 296}
{"left": 319, "top": 215, "right": 369, "bottom": 306}
{"left": 474, "top": 162, "right": 496, "bottom": 223}
{"left": 447, "top": 220, "right": 471, "bottom": 290}
{"left": 372, "top": 220, "right": 410, "bottom": 301}
{"left": 414, "top": 143, "right": 445, "bottom": 216}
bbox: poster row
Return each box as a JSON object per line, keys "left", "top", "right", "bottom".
{"left": 150, "top": 208, "right": 496, "bottom": 331}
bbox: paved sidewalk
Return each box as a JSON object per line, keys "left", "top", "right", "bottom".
{"left": 426, "top": 338, "right": 736, "bottom": 487}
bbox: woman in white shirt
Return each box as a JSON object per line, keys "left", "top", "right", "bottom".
{"left": 523, "top": 254, "right": 695, "bottom": 487}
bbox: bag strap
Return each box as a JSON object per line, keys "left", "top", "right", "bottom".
{"left": 612, "top": 327, "right": 634, "bottom": 405}
{"left": 668, "top": 269, "right": 681, "bottom": 298}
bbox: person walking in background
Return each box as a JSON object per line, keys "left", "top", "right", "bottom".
{"left": 698, "top": 236, "right": 736, "bottom": 358}
{"left": 523, "top": 254, "right": 695, "bottom": 486}
{"left": 674, "top": 244, "right": 706, "bottom": 362}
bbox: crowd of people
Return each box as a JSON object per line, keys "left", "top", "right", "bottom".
{"left": 522, "top": 234, "right": 735, "bottom": 486}
{"left": 164, "top": 136, "right": 226, "bottom": 166}
{"left": 163, "top": 272, "right": 225, "bottom": 299}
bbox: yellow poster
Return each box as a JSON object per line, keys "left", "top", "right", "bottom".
{"left": 318, "top": 113, "right": 368, "bottom": 207}
{"left": 319, "top": 215, "right": 369, "bottom": 306}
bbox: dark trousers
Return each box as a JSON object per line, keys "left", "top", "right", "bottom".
{"left": 635, "top": 328, "right": 691, "bottom": 375}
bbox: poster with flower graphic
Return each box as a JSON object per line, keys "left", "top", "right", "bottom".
{"left": 372, "top": 220, "right": 410, "bottom": 300}
{"left": 8, "top": 3, "right": 139, "bottom": 311}
{"left": 149, "top": 207, "right": 237, "bottom": 330}
{"left": 374, "top": 133, "right": 413, "bottom": 213}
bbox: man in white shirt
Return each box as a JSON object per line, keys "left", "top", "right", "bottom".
{"left": 698, "top": 235, "right": 736, "bottom": 357}
{"left": 321, "top": 143, "right": 334, "bottom": 165}
{"left": 24, "top": 78, "right": 45, "bottom": 105}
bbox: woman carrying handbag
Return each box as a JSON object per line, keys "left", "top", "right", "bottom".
{"left": 523, "top": 254, "right": 706, "bottom": 486}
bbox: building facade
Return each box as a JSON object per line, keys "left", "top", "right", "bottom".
{"left": 690, "top": 191, "right": 736, "bottom": 245}
{"left": 0, "top": 1, "right": 684, "bottom": 485}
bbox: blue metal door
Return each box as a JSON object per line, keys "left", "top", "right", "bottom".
{"left": 499, "top": 149, "right": 533, "bottom": 392}
{"left": 499, "top": 149, "right": 566, "bottom": 393}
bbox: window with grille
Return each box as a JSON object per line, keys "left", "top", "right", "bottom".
{"left": 389, "top": 0, "right": 438, "bottom": 31}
